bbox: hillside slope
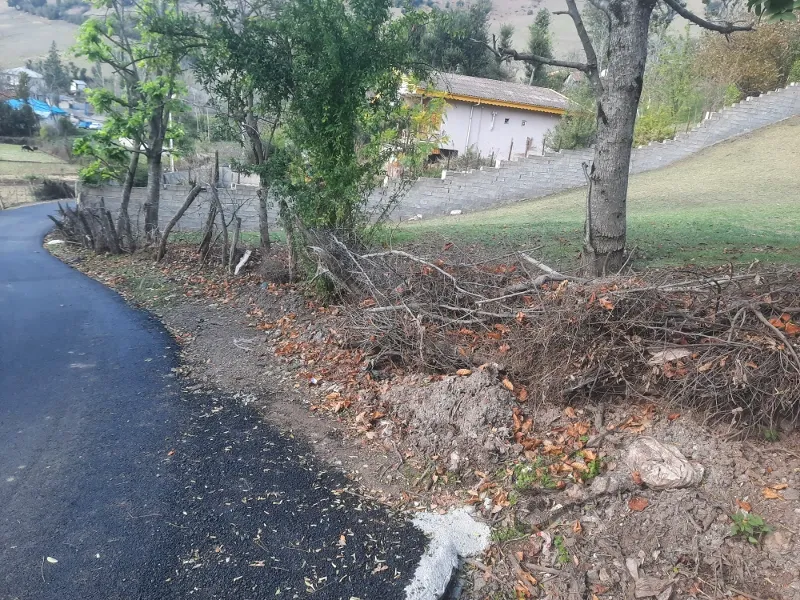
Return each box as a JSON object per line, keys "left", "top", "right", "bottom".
{"left": 398, "top": 117, "right": 800, "bottom": 268}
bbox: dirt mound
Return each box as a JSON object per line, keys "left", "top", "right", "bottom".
{"left": 385, "top": 369, "right": 516, "bottom": 471}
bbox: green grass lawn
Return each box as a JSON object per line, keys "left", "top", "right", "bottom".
{"left": 0, "top": 143, "right": 80, "bottom": 178}
{"left": 393, "top": 117, "right": 800, "bottom": 269}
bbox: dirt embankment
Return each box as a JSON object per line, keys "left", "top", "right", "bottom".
{"left": 47, "top": 240, "right": 800, "bottom": 600}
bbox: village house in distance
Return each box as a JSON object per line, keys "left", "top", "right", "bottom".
{"left": 421, "top": 72, "right": 568, "bottom": 162}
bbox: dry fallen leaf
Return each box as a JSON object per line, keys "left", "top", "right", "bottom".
{"left": 564, "top": 406, "right": 577, "bottom": 418}
{"left": 667, "top": 413, "right": 680, "bottom": 421}
{"left": 632, "top": 471, "right": 644, "bottom": 486}
{"left": 772, "top": 483, "right": 789, "bottom": 490}
{"left": 762, "top": 487, "right": 784, "bottom": 500}
{"left": 338, "top": 535, "right": 347, "bottom": 547}
{"left": 697, "top": 361, "right": 714, "bottom": 373}
{"left": 628, "top": 497, "right": 649, "bottom": 512}
{"left": 456, "top": 368, "right": 472, "bottom": 377}
{"left": 517, "top": 387, "right": 528, "bottom": 402}
{"left": 502, "top": 378, "right": 514, "bottom": 392}
{"left": 598, "top": 297, "right": 614, "bottom": 310}
{"left": 573, "top": 520, "right": 582, "bottom": 533}
{"left": 736, "top": 499, "right": 752, "bottom": 512}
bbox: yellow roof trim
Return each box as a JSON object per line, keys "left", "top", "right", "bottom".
{"left": 425, "top": 90, "right": 566, "bottom": 115}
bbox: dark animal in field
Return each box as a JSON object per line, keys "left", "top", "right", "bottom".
{"left": 21, "top": 145, "right": 38, "bottom": 152}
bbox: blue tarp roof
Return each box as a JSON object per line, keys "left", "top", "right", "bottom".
{"left": 5, "top": 98, "right": 68, "bottom": 118}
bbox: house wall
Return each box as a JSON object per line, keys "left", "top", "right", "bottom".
{"left": 439, "top": 99, "right": 561, "bottom": 160}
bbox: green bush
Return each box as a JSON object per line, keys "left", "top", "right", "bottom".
{"left": 724, "top": 83, "right": 743, "bottom": 106}
{"left": 790, "top": 58, "right": 800, "bottom": 83}
{"left": 634, "top": 106, "right": 676, "bottom": 146}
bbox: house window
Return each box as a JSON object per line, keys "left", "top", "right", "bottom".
{"left": 504, "top": 118, "right": 510, "bottom": 124}
{"left": 521, "top": 120, "right": 527, "bottom": 126}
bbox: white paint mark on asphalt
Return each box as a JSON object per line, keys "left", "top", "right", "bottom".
{"left": 69, "top": 363, "right": 96, "bottom": 369}
{"left": 405, "top": 508, "right": 490, "bottom": 600}
{"left": 6, "top": 477, "right": 15, "bottom": 482}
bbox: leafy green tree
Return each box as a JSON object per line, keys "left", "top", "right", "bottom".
{"left": 15, "top": 72, "right": 31, "bottom": 101}
{"left": 415, "top": 0, "right": 509, "bottom": 80}
{"left": 42, "top": 42, "right": 70, "bottom": 100}
{"left": 282, "top": 0, "right": 424, "bottom": 233}
{"left": 0, "top": 103, "right": 38, "bottom": 137}
{"left": 74, "top": 0, "right": 185, "bottom": 247}
{"left": 525, "top": 9, "right": 553, "bottom": 86}
{"left": 746, "top": 0, "right": 799, "bottom": 20}
{"left": 185, "top": 0, "right": 292, "bottom": 255}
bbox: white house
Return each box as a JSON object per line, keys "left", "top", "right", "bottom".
{"left": 3, "top": 67, "right": 45, "bottom": 96}
{"left": 70, "top": 79, "right": 88, "bottom": 94}
{"left": 419, "top": 72, "right": 568, "bottom": 161}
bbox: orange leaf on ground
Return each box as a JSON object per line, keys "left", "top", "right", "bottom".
{"left": 781, "top": 313, "right": 792, "bottom": 322}
{"left": 762, "top": 487, "right": 784, "bottom": 500}
{"left": 628, "top": 497, "right": 649, "bottom": 511}
{"left": 564, "top": 406, "right": 577, "bottom": 418}
{"left": 573, "top": 520, "right": 582, "bottom": 533}
{"left": 598, "top": 297, "right": 614, "bottom": 310}
{"left": 667, "top": 413, "right": 680, "bottom": 421}
{"left": 772, "top": 483, "right": 789, "bottom": 490}
{"left": 736, "top": 499, "right": 752, "bottom": 512}
{"left": 502, "top": 378, "right": 514, "bottom": 392}
{"left": 456, "top": 368, "right": 472, "bottom": 376}
{"left": 785, "top": 322, "right": 800, "bottom": 336}
{"left": 517, "top": 387, "right": 528, "bottom": 402}
{"left": 632, "top": 471, "right": 644, "bottom": 485}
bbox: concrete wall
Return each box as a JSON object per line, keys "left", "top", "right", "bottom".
{"left": 79, "top": 184, "right": 268, "bottom": 235}
{"left": 440, "top": 100, "right": 561, "bottom": 159}
{"left": 83, "top": 83, "right": 800, "bottom": 231}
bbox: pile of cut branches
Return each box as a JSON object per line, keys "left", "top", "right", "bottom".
{"left": 310, "top": 234, "right": 800, "bottom": 429}
{"left": 49, "top": 199, "right": 124, "bottom": 254}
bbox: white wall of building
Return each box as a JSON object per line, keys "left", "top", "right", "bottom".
{"left": 439, "top": 100, "right": 561, "bottom": 160}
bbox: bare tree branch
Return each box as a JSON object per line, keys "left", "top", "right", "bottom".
{"left": 563, "top": 0, "right": 603, "bottom": 95}
{"left": 662, "top": 0, "right": 753, "bottom": 33}
{"left": 487, "top": 44, "right": 594, "bottom": 73}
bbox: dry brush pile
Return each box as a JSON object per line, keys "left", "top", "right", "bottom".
{"left": 310, "top": 234, "right": 800, "bottom": 430}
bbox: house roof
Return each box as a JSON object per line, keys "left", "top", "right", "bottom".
{"left": 423, "top": 72, "right": 568, "bottom": 115}
{"left": 4, "top": 67, "right": 44, "bottom": 79}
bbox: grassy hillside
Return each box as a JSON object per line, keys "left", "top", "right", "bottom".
{"left": 0, "top": 143, "right": 79, "bottom": 208}
{"left": 395, "top": 117, "right": 800, "bottom": 268}
{"left": 0, "top": 3, "right": 82, "bottom": 69}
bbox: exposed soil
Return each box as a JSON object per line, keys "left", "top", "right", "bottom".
{"left": 47, "top": 239, "right": 800, "bottom": 600}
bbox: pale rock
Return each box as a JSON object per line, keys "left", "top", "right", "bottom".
{"left": 763, "top": 530, "right": 793, "bottom": 554}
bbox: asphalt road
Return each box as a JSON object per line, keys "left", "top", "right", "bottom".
{"left": 0, "top": 203, "right": 426, "bottom": 600}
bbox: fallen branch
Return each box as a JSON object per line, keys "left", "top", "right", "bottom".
{"left": 519, "top": 252, "right": 589, "bottom": 285}
{"left": 156, "top": 183, "right": 204, "bottom": 262}
{"left": 234, "top": 249, "right": 252, "bottom": 275}
{"left": 361, "top": 249, "right": 485, "bottom": 299}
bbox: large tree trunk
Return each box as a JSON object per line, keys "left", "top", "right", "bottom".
{"left": 117, "top": 151, "right": 139, "bottom": 251}
{"left": 582, "top": 0, "right": 655, "bottom": 276}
